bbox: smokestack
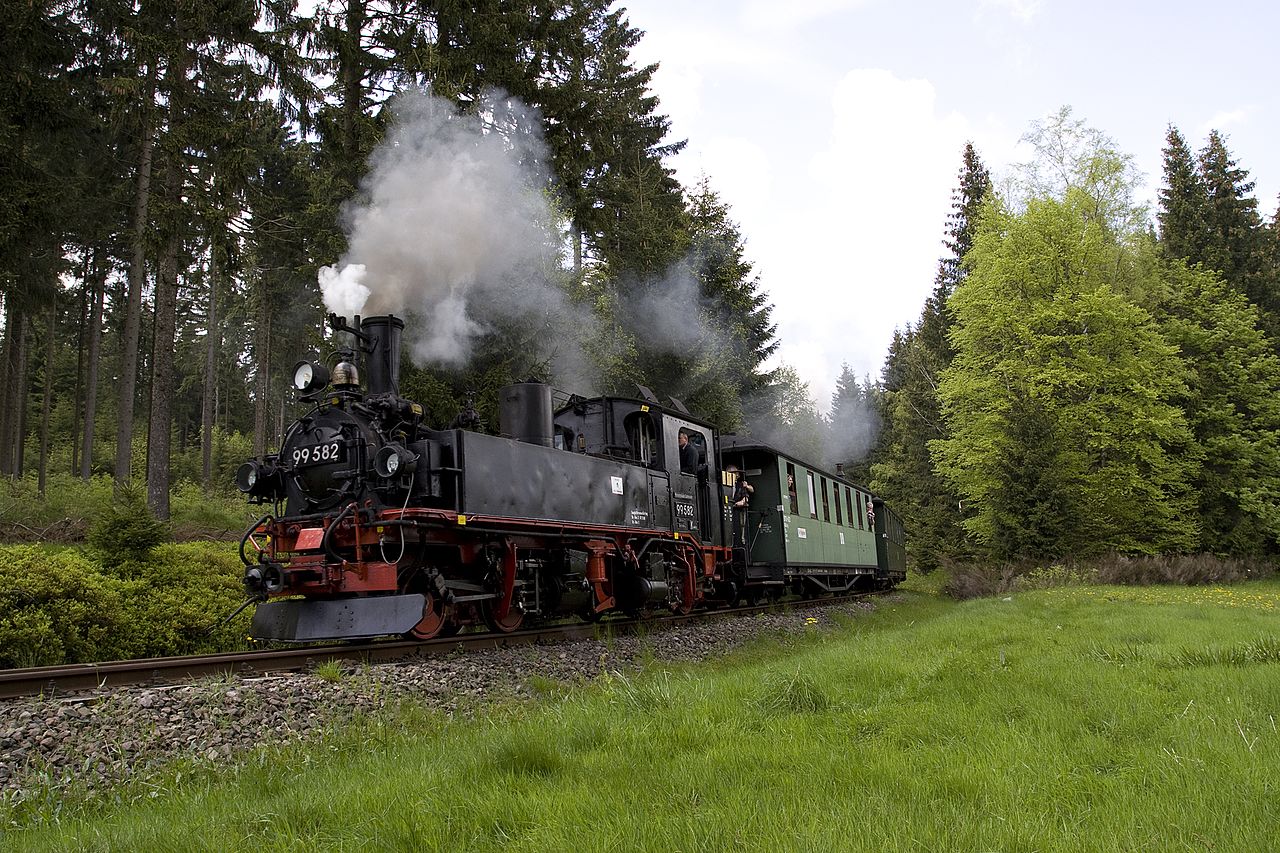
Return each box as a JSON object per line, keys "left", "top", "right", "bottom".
{"left": 360, "top": 315, "right": 404, "bottom": 396}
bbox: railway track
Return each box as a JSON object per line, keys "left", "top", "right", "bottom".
{"left": 0, "top": 591, "right": 886, "bottom": 701}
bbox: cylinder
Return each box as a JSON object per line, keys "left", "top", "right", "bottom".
{"left": 499, "top": 382, "right": 554, "bottom": 446}
{"left": 360, "top": 315, "right": 403, "bottom": 396}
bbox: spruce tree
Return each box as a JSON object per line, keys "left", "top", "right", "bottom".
{"left": 1157, "top": 125, "right": 1208, "bottom": 263}
{"left": 1153, "top": 261, "right": 1280, "bottom": 554}
{"left": 1196, "top": 131, "right": 1274, "bottom": 332}
{"left": 828, "top": 364, "right": 879, "bottom": 484}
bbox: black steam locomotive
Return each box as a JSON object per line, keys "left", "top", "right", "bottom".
{"left": 237, "top": 314, "right": 905, "bottom": 642}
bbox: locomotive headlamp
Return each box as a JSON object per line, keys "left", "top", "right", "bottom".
{"left": 236, "top": 460, "right": 284, "bottom": 500}
{"left": 292, "top": 361, "right": 330, "bottom": 393}
{"left": 236, "top": 461, "right": 259, "bottom": 492}
{"left": 373, "top": 443, "right": 417, "bottom": 479}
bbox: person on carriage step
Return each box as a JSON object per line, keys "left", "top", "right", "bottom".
{"left": 727, "top": 464, "right": 754, "bottom": 546}
{"left": 678, "top": 430, "right": 698, "bottom": 475}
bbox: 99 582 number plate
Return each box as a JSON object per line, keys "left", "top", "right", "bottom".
{"left": 291, "top": 441, "right": 343, "bottom": 467}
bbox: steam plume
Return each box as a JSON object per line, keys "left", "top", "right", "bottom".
{"left": 320, "top": 89, "right": 558, "bottom": 366}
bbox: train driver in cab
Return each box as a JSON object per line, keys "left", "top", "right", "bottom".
{"left": 678, "top": 430, "right": 698, "bottom": 475}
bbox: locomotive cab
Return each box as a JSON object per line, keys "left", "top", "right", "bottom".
{"left": 552, "top": 397, "right": 724, "bottom": 546}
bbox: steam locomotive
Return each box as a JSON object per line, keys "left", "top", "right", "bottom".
{"left": 237, "top": 313, "right": 905, "bottom": 642}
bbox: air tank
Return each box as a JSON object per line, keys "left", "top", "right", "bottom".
{"left": 499, "top": 382, "right": 554, "bottom": 447}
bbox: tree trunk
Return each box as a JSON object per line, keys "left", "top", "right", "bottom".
{"left": 146, "top": 229, "right": 181, "bottom": 519}
{"left": 10, "top": 313, "right": 30, "bottom": 479}
{"left": 0, "top": 299, "right": 22, "bottom": 477}
{"left": 81, "top": 254, "right": 104, "bottom": 479}
{"left": 37, "top": 298, "right": 56, "bottom": 494}
{"left": 253, "top": 306, "right": 271, "bottom": 457}
{"left": 115, "top": 65, "right": 158, "bottom": 488}
{"left": 202, "top": 244, "right": 219, "bottom": 487}
{"left": 71, "top": 253, "right": 90, "bottom": 475}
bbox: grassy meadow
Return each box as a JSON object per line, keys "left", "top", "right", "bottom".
{"left": 6, "top": 578, "right": 1280, "bottom": 851}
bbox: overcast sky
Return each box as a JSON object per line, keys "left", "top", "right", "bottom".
{"left": 623, "top": 0, "right": 1280, "bottom": 411}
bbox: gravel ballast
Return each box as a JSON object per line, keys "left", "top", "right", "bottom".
{"left": 0, "top": 599, "right": 879, "bottom": 805}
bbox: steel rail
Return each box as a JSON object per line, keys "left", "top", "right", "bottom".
{"left": 0, "top": 590, "right": 888, "bottom": 701}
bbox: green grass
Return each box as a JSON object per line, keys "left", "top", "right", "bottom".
{"left": 7, "top": 581, "right": 1280, "bottom": 851}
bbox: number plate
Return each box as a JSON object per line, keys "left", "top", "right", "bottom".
{"left": 291, "top": 441, "right": 344, "bottom": 467}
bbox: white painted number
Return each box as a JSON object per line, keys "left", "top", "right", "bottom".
{"left": 292, "top": 442, "right": 339, "bottom": 466}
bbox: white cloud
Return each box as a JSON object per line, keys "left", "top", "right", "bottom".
{"left": 761, "top": 69, "right": 975, "bottom": 409}
{"left": 674, "top": 137, "right": 773, "bottom": 234}
{"left": 1199, "top": 107, "right": 1253, "bottom": 135}
{"left": 978, "top": 0, "right": 1044, "bottom": 23}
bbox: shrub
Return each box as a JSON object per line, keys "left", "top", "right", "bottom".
{"left": 87, "top": 485, "right": 170, "bottom": 568}
{"left": 0, "top": 546, "right": 129, "bottom": 667}
{"left": 940, "top": 553, "right": 1278, "bottom": 600}
{"left": 0, "top": 542, "right": 251, "bottom": 667}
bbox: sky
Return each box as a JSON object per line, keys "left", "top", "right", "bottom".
{"left": 623, "top": 0, "right": 1280, "bottom": 411}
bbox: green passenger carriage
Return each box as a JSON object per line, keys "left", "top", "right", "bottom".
{"left": 720, "top": 437, "right": 906, "bottom": 596}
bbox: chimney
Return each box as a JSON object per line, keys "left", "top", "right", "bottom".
{"left": 359, "top": 315, "right": 403, "bottom": 396}
{"left": 835, "top": 462, "right": 845, "bottom": 478}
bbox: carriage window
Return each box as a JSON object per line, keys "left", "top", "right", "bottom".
{"left": 821, "top": 478, "right": 831, "bottom": 522}
{"left": 806, "top": 472, "right": 817, "bottom": 518}
{"left": 845, "top": 488, "right": 855, "bottom": 530}
{"left": 786, "top": 463, "right": 799, "bottom": 514}
{"left": 834, "top": 483, "right": 843, "bottom": 526}
{"left": 856, "top": 491, "right": 864, "bottom": 529}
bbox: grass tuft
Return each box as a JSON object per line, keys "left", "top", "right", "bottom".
{"left": 1170, "top": 635, "right": 1280, "bottom": 667}
{"left": 753, "top": 669, "right": 832, "bottom": 715}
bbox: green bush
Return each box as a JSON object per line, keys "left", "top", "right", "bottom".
{"left": 0, "top": 542, "right": 252, "bottom": 667}
{"left": 0, "top": 546, "right": 129, "bottom": 667}
{"left": 87, "top": 485, "right": 170, "bottom": 568}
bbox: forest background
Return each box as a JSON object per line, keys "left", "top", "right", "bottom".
{"left": 2, "top": 0, "right": 1279, "bottom": 575}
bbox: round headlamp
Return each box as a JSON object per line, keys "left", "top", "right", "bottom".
{"left": 236, "top": 461, "right": 261, "bottom": 493}
{"left": 292, "top": 360, "right": 330, "bottom": 393}
{"left": 236, "top": 460, "right": 283, "bottom": 499}
{"left": 373, "top": 443, "right": 417, "bottom": 479}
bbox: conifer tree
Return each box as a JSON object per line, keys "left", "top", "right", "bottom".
{"left": 1157, "top": 125, "right": 1207, "bottom": 262}
{"left": 827, "top": 364, "right": 879, "bottom": 483}
{"left": 1153, "top": 261, "right": 1280, "bottom": 554}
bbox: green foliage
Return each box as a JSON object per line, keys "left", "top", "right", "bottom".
{"left": 1153, "top": 263, "right": 1280, "bottom": 554}
{"left": 0, "top": 473, "right": 116, "bottom": 541}
{"left": 169, "top": 481, "right": 257, "bottom": 540}
{"left": 1158, "top": 126, "right": 1276, "bottom": 341}
{"left": 0, "top": 547, "right": 124, "bottom": 667}
{"left": 0, "top": 542, "right": 250, "bottom": 667}
{"left": 936, "top": 190, "right": 1197, "bottom": 558}
{"left": 88, "top": 485, "right": 170, "bottom": 567}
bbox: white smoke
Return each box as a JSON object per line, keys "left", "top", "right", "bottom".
{"left": 318, "top": 263, "right": 371, "bottom": 318}
{"left": 320, "top": 88, "right": 561, "bottom": 366}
